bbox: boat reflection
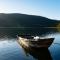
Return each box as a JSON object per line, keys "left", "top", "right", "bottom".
{"left": 19, "top": 43, "right": 52, "bottom": 60}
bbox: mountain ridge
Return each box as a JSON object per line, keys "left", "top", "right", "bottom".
{"left": 0, "top": 13, "right": 59, "bottom": 27}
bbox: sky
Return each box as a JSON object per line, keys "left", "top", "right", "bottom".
{"left": 0, "top": 0, "right": 60, "bottom": 20}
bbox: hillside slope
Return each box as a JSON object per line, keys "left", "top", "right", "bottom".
{"left": 0, "top": 13, "right": 59, "bottom": 27}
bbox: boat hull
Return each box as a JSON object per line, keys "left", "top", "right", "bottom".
{"left": 18, "top": 37, "right": 54, "bottom": 48}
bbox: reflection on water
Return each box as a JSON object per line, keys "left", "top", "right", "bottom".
{"left": 0, "top": 27, "right": 59, "bottom": 38}
{"left": 0, "top": 39, "right": 52, "bottom": 60}
{"left": 20, "top": 45, "right": 52, "bottom": 60}
{"left": 0, "top": 39, "right": 31, "bottom": 60}
{"left": 0, "top": 28, "right": 60, "bottom": 60}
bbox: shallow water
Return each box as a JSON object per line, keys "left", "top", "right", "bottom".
{"left": 0, "top": 28, "right": 60, "bottom": 60}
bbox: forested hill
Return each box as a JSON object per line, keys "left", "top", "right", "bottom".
{"left": 0, "top": 13, "right": 59, "bottom": 27}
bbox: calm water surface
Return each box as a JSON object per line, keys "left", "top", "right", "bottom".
{"left": 0, "top": 28, "right": 60, "bottom": 60}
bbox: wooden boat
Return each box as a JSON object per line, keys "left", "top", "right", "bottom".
{"left": 17, "top": 35, "right": 54, "bottom": 48}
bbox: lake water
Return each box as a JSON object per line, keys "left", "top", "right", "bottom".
{"left": 0, "top": 28, "right": 60, "bottom": 60}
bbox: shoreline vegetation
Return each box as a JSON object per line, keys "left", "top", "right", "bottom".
{"left": 0, "top": 27, "right": 59, "bottom": 28}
